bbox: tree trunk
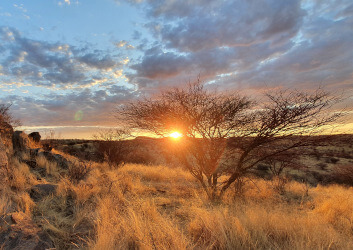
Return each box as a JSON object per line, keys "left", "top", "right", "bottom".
{"left": 220, "top": 171, "right": 241, "bottom": 197}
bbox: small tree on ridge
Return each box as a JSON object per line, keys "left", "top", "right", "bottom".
{"left": 119, "top": 83, "right": 342, "bottom": 199}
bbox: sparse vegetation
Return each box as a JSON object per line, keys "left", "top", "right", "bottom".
{"left": 119, "top": 83, "right": 343, "bottom": 199}
{"left": 1, "top": 91, "right": 352, "bottom": 249}
{"left": 93, "top": 128, "right": 131, "bottom": 167}
{"left": 67, "top": 160, "right": 91, "bottom": 184}
{"left": 3, "top": 153, "right": 353, "bottom": 249}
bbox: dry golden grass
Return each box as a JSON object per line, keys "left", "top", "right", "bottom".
{"left": 85, "top": 164, "right": 353, "bottom": 249}
{"left": 2, "top": 156, "right": 353, "bottom": 249}
{"left": 0, "top": 157, "right": 38, "bottom": 218}
{"left": 312, "top": 185, "right": 353, "bottom": 234}
{"left": 35, "top": 154, "right": 59, "bottom": 178}
{"left": 0, "top": 195, "right": 11, "bottom": 216}
{"left": 92, "top": 198, "right": 189, "bottom": 249}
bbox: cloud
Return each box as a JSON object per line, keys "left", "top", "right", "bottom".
{"left": 13, "top": 4, "right": 27, "bottom": 13}
{"left": 126, "top": 0, "right": 353, "bottom": 93}
{"left": 131, "top": 50, "right": 190, "bottom": 79}
{"left": 116, "top": 40, "right": 128, "bottom": 47}
{"left": 58, "top": 0, "right": 78, "bottom": 6}
{"left": 0, "top": 26, "right": 137, "bottom": 131}
{"left": 1, "top": 86, "right": 137, "bottom": 127}
{"left": 158, "top": 0, "right": 304, "bottom": 52}
{"left": 76, "top": 53, "right": 118, "bottom": 70}
{"left": 115, "top": 40, "right": 135, "bottom": 50}
{"left": 0, "top": 26, "right": 125, "bottom": 89}
{"left": 2, "top": 0, "right": 352, "bottom": 137}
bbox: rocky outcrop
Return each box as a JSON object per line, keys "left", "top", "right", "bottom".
{"left": 12, "top": 131, "right": 31, "bottom": 152}
{"left": 0, "top": 212, "right": 54, "bottom": 250}
{"left": 29, "top": 148, "right": 43, "bottom": 158}
{"left": 11, "top": 131, "right": 69, "bottom": 171}
{"left": 38, "top": 151, "right": 69, "bottom": 169}
{"left": 0, "top": 137, "right": 8, "bottom": 167}
{"left": 28, "top": 132, "right": 41, "bottom": 143}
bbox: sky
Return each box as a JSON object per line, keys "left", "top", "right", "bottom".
{"left": 0, "top": 0, "right": 352, "bottom": 138}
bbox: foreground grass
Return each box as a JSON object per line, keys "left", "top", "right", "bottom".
{"left": 1, "top": 156, "right": 353, "bottom": 249}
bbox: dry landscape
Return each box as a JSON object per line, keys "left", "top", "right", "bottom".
{"left": 1, "top": 1, "right": 353, "bottom": 249}
{"left": 1, "top": 130, "right": 353, "bottom": 249}
{"left": 2, "top": 85, "right": 353, "bottom": 249}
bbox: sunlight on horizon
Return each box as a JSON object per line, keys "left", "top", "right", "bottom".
{"left": 170, "top": 131, "right": 182, "bottom": 139}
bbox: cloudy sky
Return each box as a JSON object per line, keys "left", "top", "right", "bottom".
{"left": 0, "top": 0, "right": 352, "bottom": 138}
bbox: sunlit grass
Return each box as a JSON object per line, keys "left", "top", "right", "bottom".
{"left": 2, "top": 155, "right": 353, "bottom": 249}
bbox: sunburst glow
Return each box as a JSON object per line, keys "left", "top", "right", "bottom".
{"left": 170, "top": 131, "right": 182, "bottom": 139}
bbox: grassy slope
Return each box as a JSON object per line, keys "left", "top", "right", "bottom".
{"left": 1, "top": 150, "right": 353, "bottom": 249}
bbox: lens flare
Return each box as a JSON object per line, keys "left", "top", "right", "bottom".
{"left": 74, "top": 110, "right": 83, "bottom": 121}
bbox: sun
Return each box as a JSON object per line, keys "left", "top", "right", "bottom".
{"left": 170, "top": 131, "right": 182, "bottom": 139}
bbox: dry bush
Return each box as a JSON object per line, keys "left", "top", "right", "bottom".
{"left": 316, "top": 162, "right": 328, "bottom": 171}
{"left": 93, "top": 128, "right": 131, "bottom": 166}
{"left": 67, "top": 161, "right": 91, "bottom": 184}
{"left": 123, "top": 149, "right": 157, "bottom": 165}
{"left": 95, "top": 141, "right": 127, "bottom": 166}
{"left": 327, "top": 165, "right": 353, "bottom": 186}
{"left": 270, "top": 176, "right": 290, "bottom": 195}
{"left": 0, "top": 103, "right": 19, "bottom": 148}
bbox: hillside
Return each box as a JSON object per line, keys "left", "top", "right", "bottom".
{"left": 52, "top": 134, "right": 353, "bottom": 187}
{"left": 1, "top": 131, "right": 353, "bottom": 249}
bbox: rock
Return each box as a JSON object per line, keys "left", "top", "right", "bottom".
{"left": 29, "top": 148, "right": 44, "bottom": 158}
{"left": 22, "top": 159, "right": 37, "bottom": 169}
{"left": 38, "top": 151, "right": 69, "bottom": 169}
{"left": 28, "top": 132, "right": 41, "bottom": 143}
{"left": 12, "top": 131, "right": 31, "bottom": 152}
{"left": 0, "top": 212, "right": 54, "bottom": 250}
{"left": 0, "top": 138, "right": 8, "bottom": 167}
{"left": 30, "top": 184, "right": 57, "bottom": 201}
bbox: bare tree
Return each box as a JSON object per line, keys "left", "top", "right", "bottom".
{"left": 118, "top": 83, "right": 343, "bottom": 199}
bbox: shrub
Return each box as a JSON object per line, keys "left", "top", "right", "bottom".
{"left": 270, "top": 176, "right": 290, "bottom": 195}
{"left": 330, "top": 157, "right": 340, "bottom": 164}
{"left": 124, "top": 150, "right": 156, "bottom": 165}
{"left": 95, "top": 141, "right": 127, "bottom": 166}
{"left": 68, "top": 161, "right": 91, "bottom": 184}
{"left": 327, "top": 165, "right": 353, "bottom": 186}
{"left": 316, "top": 163, "right": 328, "bottom": 171}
